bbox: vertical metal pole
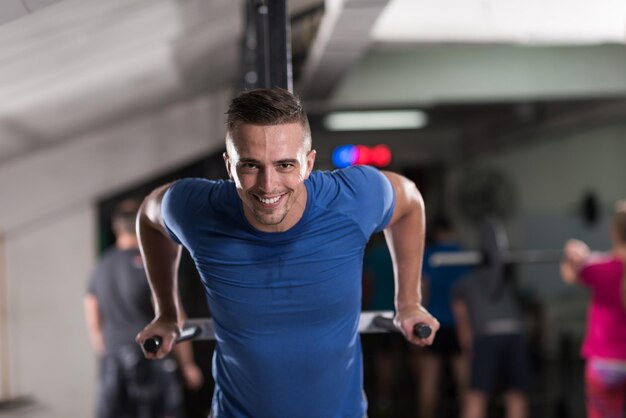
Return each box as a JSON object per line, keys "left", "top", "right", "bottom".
{"left": 267, "top": 0, "right": 292, "bottom": 91}
{"left": 0, "top": 234, "right": 10, "bottom": 401}
{"left": 255, "top": 0, "right": 272, "bottom": 89}
{"left": 242, "top": 0, "right": 292, "bottom": 91}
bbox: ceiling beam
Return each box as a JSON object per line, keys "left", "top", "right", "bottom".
{"left": 297, "top": 0, "right": 389, "bottom": 100}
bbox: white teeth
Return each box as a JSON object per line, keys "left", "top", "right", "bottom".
{"left": 259, "top": 195, "right": 281, "bottom": 204}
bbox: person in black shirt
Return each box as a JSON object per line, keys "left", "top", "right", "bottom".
{"left": 84, "top": 199, "right": 203, "bottom": 418}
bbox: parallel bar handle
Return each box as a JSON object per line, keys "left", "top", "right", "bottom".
{"left": 372, "top": 316, "right": 432, "bottom": 339}
{"left": 143, "top": 325, "right": 201, "bottom": 354}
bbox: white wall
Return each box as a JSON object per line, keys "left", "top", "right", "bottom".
{"left": 0, "top": 89, "right": 229, "bottom": 417}
{"left": 332, "top": 44, "right": 626, "bottom": 106}
{"left": 447, "top": 122, "right": 626, "bottom": 251}
{"left": 5, "top": 204, "right": 96, "bottom": 417}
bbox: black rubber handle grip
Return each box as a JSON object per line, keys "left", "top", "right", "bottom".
{"left": 143, "top": 325, "right": 201, "bottom": 354}
{"left": 372, "top": 316, "right": 432, "bottom": 339}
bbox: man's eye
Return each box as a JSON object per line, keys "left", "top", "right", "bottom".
{"left": 279, "top": 163, "right": 294, "bottom": 170}
{"left": 240, "top": 163, "right": 258, "bottom": 170}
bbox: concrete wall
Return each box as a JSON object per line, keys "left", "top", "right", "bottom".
{"left": 0, "top": 89, "right": 229, "bottom": 417}
{"left": 5, "top": 205, "right": 96, "bottom": 417}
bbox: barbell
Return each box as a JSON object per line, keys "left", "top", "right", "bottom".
{"left": 428, "top": 218, "right": 566, "bottom": 295}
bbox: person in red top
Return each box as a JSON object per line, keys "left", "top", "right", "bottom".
{"left": 561, "top": 199, "right": 626, "bottom": 418}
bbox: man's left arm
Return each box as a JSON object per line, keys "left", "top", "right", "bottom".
{"left": 382, "top": 171, "right": 439, "bottom": 346}
{"left": 172, "top": 341, "right": 204, "bottom": 390}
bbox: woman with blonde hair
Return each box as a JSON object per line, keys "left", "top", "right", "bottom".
{"left": 561, "top": 199, "right": 626, "bottom": 418}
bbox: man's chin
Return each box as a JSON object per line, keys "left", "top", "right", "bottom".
{"left": 255, "top": 217, "right": 284, "bottom": 226}
{"left": 253, "top": 212, "right": 287, "bottom": 227}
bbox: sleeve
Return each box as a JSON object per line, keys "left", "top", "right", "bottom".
{"left": 579, "top": 264, "right": 594, "bottom": 286}
{"left": 335, "top": 165, "right": 396, "bottom": 237}
{"left": 579, "top": 254, "right": 610, "bottom": 286}
{"left": 161, "top": 178, "right": 212, "bottom": 249}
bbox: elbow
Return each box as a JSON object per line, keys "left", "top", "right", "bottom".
{"left": 403, "top": 179, "right": 423, "bottom": 209}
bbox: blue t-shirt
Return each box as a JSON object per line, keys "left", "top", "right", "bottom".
{"left": 162, "top": 165, "right": 395, "bottom": 418}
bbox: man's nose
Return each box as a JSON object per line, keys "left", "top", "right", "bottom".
{"left": 258, "top": 168, "right": 276, "bottom": 192}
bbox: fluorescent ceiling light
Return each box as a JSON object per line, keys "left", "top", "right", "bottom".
{"left": 372, "top": 0, "right": 626, "bottom": 45}
{"left": 324, "top": 110, "right": 428, "bottom": 131}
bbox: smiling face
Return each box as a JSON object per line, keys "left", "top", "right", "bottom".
{"left": 224, "top": 123, "right": 316, "bottom": 232}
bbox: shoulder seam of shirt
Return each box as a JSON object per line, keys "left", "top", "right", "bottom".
{"left": 314, "top": 198, "right": 370, "bottom": 242}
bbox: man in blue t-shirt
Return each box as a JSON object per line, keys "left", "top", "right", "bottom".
{"left": 135, "top": 88, "right": 439, "bottom": 418}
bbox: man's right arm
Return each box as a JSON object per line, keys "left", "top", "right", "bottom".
{"left": 135, "top": 183, "right": 184, "bottom": 359}
{"left": 451, "top": 298, "right": 472, "bottom": 353}
{"left": 83, "top": 294, "right": 105, "bottom": 355}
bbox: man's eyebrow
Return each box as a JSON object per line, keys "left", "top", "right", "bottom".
{"left": 238, "top": 158, "right": 260, "bottom": 164}
{"left": 237, "top": 158, "right": 300, "bottom": 165}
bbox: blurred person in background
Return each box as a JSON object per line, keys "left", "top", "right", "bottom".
{"left": 414, "top": 216, "right": 471, "bottom": 418}
{"left": 561, "top": 199, "right": 626, "bottom": 418}
{"left": 84, "top": 199, "right": 203, "bottom": 418}
{"left": 452, "top": 264, "right": 531, "bottom": 418}
{"left": 362, "top": 232, "right": 406, "bottom": 417}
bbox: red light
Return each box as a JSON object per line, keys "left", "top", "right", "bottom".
{"left": 355, "top": 145, "right": 370, "bottom": 165}
{"left": 371, "top": 144, "right": 392, "bottom": 167}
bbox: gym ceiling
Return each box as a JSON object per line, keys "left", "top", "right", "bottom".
{"left": 0, "top": 0, "right": 624, "bottom": 166}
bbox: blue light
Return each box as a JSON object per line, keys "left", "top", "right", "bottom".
{"left": 332, "top": 144, "right": 357, "bottom": 168}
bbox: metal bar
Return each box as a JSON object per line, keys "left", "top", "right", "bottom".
{"left": 428, "top": 251, "right": 484, "bottom": 267}
{"left": 255, "top": 0, "right": 272, "bottom": 88}
{"left": 358, "top": 310, "right": 394, "bottom": 333}
{"left": 503, "top": 249, "right": 563, "bottom": 264}
{"left": 0, "top": 234, "right": 10, "bottom": 401}
{"left": 241, "top": 1, "right": 259, "bottom": 90}
{"left": 267, "top": 0, "right": 292, "bottom": 90}
{"left": 242, "top": 0, "right": 292, "bottom": 90}
{"left": 429, "top": 249, "right": 563, "bottom": 268}
{"left": 144, "top": 311, "right": 398, "bottom": 352}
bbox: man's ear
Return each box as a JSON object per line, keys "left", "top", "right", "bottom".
{"left": 223, "top": 152, "right": 233, "bottom": 179}
{"left": 304, "top": 150, "right": 316, "bottom": 179}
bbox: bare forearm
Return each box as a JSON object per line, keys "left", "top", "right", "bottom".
{"left": 174, "top": 341, "right": 204, "bottom": 390}
{"left": 138, "top": 217, "right": 182, "bottom": 321}
{"left": 381, "top": 171, "right": 426, "bottom": 310}
{"left": 561, "top": 239, "right": 589, "bottom": 285}
{"left": 452, "top": 299, "right": 472, "bottom": 351}
{"left": 376, "top": 172, "right": 436, "bottom": 345}
{"left": 173, "top": 341, "right": 195, "bottom": 366}
{"left": 137, "top": 189, "right": 183, "bottom": 323}
{"left": 560, "top": 261, "right": 579, "bottom": 284}
{"left": 384, "top": 195, "right": 425, "bottom": 310}
{"left": 84, "top": 295, "right": 105, "bottom": 353}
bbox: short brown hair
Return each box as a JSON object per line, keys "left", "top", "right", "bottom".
{"left": 112, "top": 199, "right": 140, "bottom": 236}
{"left": 226, "top": 88, "right": 311, "bottom": 151}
